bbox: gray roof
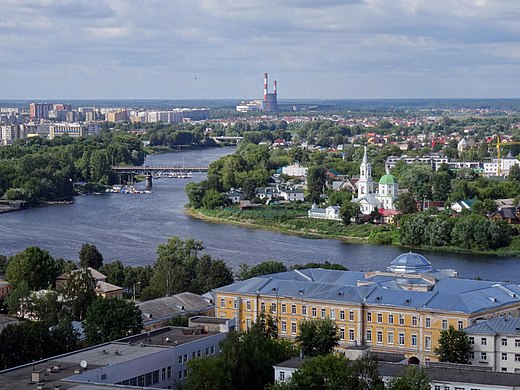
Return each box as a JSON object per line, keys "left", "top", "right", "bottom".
{"left": 215, "top": 255, "right": 520, "bottom": 315}
{"left": 137, "top": 292, "right": 213, "bottom": 323}
{"left": 388, "top": 252, "right": 433, "bottom": 274}
{"left": 465, "top": 317, "right": 520, "bottom": 335}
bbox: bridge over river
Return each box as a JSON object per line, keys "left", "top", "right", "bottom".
{"left": 112, "top": 165, "right": 209, "bottom": 189}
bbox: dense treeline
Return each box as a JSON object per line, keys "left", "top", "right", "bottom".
{"left": 0, "top": 131, "right": 145, "bottom": 204}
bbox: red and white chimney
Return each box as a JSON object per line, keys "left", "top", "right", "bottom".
{"left": 263, "top": 73, "right": 268, "bottom": 102}
{"left": 274, "top": 80, "right": 277, "bottom": 96}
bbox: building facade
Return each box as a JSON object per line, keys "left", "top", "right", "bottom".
{"left": 214, "top": 253, "right": 520, "bottom": 364}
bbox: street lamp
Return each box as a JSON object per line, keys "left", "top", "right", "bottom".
{"left": 133, "top": 282, "right": 141, "bottom": 302}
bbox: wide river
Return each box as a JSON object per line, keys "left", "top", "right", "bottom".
{"left": 1, "top": 147, "right": 519, "bottom": 282}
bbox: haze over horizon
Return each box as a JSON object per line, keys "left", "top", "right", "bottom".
{"left": 1, "top": 0, "right": 519, "bottom": 100}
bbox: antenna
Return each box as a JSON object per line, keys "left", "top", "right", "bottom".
{"left": 80, "top": 360, "right": 88, "bottom": 369}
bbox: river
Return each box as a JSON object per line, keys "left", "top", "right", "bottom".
{"left": 0, "top": 147, "right": 518, "bottom": 283}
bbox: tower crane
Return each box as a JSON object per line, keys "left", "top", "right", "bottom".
{"left": 495, "top": 136, "right": 520, "bottom": 176}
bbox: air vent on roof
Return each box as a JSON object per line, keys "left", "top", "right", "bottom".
{"left": 516, "top": 327, "right": 520, "bottom": 332}
{"left": 337, "top": 292, "right": 343, "bottom": 297}
{"left": 298, "top": 289, "right": 304, "bottom": 295}
{"left": 489, "top": 297, "right": 498, "bottom": 303}
{"left": 404, "top": 299, "right": 411, "bottom": 305}
{"left": 375, "top": 296, "right": 381, "bottom": 301}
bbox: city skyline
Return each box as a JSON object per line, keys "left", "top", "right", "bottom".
{"left": 1, "top": 0, "right": 519, "bottom": 100}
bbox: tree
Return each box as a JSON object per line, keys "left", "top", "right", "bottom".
{"left": 5, "top": 247, "right": 59, "bottom": 290}
{"left": 508, "top": 164, "right": 520, "bottom": 181}
{"left": 79, "top": 243, "right": 103, "bottom": 269}
{"left": 202, "top": 188, "right": 225, "bottom": 209}
{"left": 386, "top": 365, "right": 430, "bottom": 390}
{"left": 58, "top": 268, "right": 97, "bottom": 321}
{"left": 236, "top": 260, "right": 288, "bottom": 280}
{"left": 0, "top": 254, "right": 8, "bottom": 276}
{"left": 185, "top": 181, "right": 206, "bottom": 208}
{"left": 296, "top": 318, "right": 339, "bottom": 357}
{"left": 307, "top": 166, "right": 327, "bottom": 203}
{"left": 99, "top": 260, "right": 125, "bottom": 287}
{"left": 83, "top": 297, "right": 143, "bottom": 345}
{"left": 340, "top": 201, "right": 360, "bottom": 225}
{"left": 434, "top": 325, "right": 472, "bottom": 364}
{"left": 399, "top": 214, "right": 431, "bottom": 246}
{"left": 395, "top": 192, "right": 417, "bottom": 214}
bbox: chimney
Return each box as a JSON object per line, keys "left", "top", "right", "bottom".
{"left": 263, "top": 73, "right": 268, "bottom": 102}
{"left": 274, "top": 80, "right": 277, "bottom": 95}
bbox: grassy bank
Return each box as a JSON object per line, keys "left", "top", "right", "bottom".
{"left": 186, "top": 207, "right": 520, "bottom": 258}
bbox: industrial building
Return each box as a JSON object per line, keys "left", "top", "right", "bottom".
{"left": 262, "top": 73, "right": 279, "bottom": 113}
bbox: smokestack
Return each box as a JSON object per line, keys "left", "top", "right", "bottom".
{"left": 264, "top": 73, "right": 268, "bottom": 102}
{"left": 274, "top": 80, "right": 277, "bottom": 95}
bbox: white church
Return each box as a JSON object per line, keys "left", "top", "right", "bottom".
{"left": 352, "top": 146, "right": 399, "bottom": 215}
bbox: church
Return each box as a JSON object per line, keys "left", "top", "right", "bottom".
{"left": 352, "top": 146, "right": 399, "bottom": 215}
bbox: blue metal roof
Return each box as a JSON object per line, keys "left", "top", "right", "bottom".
{"left": 465, "top": 317, "right": 520, "bottom": 335}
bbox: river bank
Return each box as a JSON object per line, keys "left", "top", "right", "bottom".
{"left": 185, "top": 207, "right": 520, "bottom": 258}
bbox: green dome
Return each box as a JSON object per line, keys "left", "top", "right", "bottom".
{"left": 379, "top": 173, "right": 398, "bottom": 185}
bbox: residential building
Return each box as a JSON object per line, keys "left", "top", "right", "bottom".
{"left": 29, "top": 102, "right": 53, "bottom": 119}
{"left": 106, "top": 109, "right": 128, "bottom": 122}
{"left": 214, "top": 252, "right": 520, "bottom": 363}
{"left": 49, "top": 123, "right": 87, "bottom": 139}
{"left": 451, "top": 198, "right": 477, "bottom": 213}
{"left": 226, "top": 188, "right": 246, "bottom": 204}
{"left": 308, "top": 204, "right": 341, "bottom": 220}
{"left": 0, "top": 320, "right": 234, "bottom": 389}
{"left": 56, "top": 268, "right": 124, "bottom": 299}
{"left": 0, "top": 279, "right": 13, "bottom": 299}
{"left": 281, "top": 162, "right": 308, "bottom": 178}
{"left": 0, "top": 124, "right": 24, "bottom": 145}
{"left": 465, "top": 317, "right": 520, "bottom": 373}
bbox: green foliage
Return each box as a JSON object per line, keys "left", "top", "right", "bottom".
{"left": 5, "top": 246, "right": 59, "bottom": 290}
{"left": 26, "top": 290, "right": 63, "bottom": 325}
{"left": 151, "top": 237, "right": 233, "bottom": 296}
{"left": 399, "top": 214, "right": 431, "bottom": 246}
{"left": 296, "top": 318, "right": 339, "bottom": 357}
{"left": 79, "top": 243, "right": 104, "bottom": 269}
{"left": 202, "top": 188, "right": 225, "bottom": 209}
{"left": 83, "top": 297, "right": 143, "bottom": 345}
{"left": 0, "top": 254, "right": 8, "bottom": 276}
{"left": 57, "top": 268, "right": 97, "bottom": 321}
{"left": 395, "top": 192, "right": 417, "bottom": 215}
{"left": 185, "top": 181, "right": 206, "bottom": 208}
{"left": 386, "top": 365, "right": 430, "bottom": 390}
{"left": 340, "top": 201, "right": 360, "bottom": 225}
{"left": 291, "top": 261, "right": 347, "bottom": 271}
{"left": 184, "top": 314, "right": 296, "bottom": 390}
{"left": 236, "top": 260, "right": 288, "bottom": 280}
{"left": 165, "top": 315, "right": 189, "bottom": 327}
{"left": 307, "top": 166, "right": 327, "bottom": 203}
{"left": 5, "top": 281, "right": 30, "bottom": 317}
{"left": 0, "top": 320, "right": 79, "bottom": 370}
{"left": 434, "top": 325, "right": 472, "bottom": 364}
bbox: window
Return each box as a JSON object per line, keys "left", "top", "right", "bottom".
{"left": 411, "top": 334, "right": 417, "bottom": 347}
{"left": 425, "top": 317, "right": 431, "bottom": 328}
{"left": 281, "top": 320, "right": 287, "bottom": 333}
{"left": 271, "top": 303, "right": 277, "bottom": 313}
{"left": 220, "top": 298, "right": 225, "bottom": 308}
{"left": 442, "top": 319, "right": 448, "bottom": 330}
{"left": 377, "top": 331, "right": 383, "bottom": 343}
{"left": 502, "top": 367, "right": 508, "bottom": 372}
{"left": 377, "top": 313, "right": 383, "bottom": 323}
{"left": 246, "top": 300, "right": 252, "bottom": 311}
{"left": 291, "top": 322, "right": 297, "bottom": 335}
{"left": 281, "top": 304, "right": 286, "bottom": 314}
{"left": 312, "top": 307, "right": 317, "bottom": 317}
{"left": 388, "top": 332, "right": 394, "bottom": 344}
{"left": 291, "top": 304, "right": 296, "bottom": 315}
{"left": 399, "top": 315, "right": 405, "bottom": 325}
{"left": 469, "top": 352, "right": 474, "bottom": 360}
{"left": 192, "top": 351, "right": 196, "bottom": 359}
{"left": 161, "top": 368, "right": 166, "bottom": 381}
{"left": 515, "top": 354, "right": 520, "bottom": 362}
{"left": 367, "top": 312, "right": 372, "bottom": 322}
{"left": 167, "top": 366, "right": 171, "bottom": 379}
{"left": 425, "top": 336, "right": 431, "bottom": 350}
{"left": 481, "top": 352, "right": 487, "bottom": 361}
{"left": 366, "top": 330, "right": 372, "bottom": 342}
{"left": 340, "top": 310, "right": 345, "bottom": 320}
{"left": 516, "top": 339, "right": 520, "bottom": 347}
{"left": 330, "top": 309, "right": 336, "bottom": 320}
{"left": 398, "top": 333, "right": 405, "bottom": 346}
{"left": 469, "top": 337, "right": 474, "bottom": 345}
{"left": 178, "top": 356, "right": 182, "bottom": 365}
{"left": 302, "top": 306, "right": 307, "bottom": 316}
{"left": 412, "top": 316, "right": 418, "bottom": 326}
{"left": 502, "top": 353, "right": 508, "bottom": 361}
{"left": 340, "top": 328, "right": 345, "bottom": 340}
{"left": 434, "top": 386, "right": 441, "bottom": 390}
{"left": 178, "top": 371, "right": 183, "bottom": 380}
{"left": 261, "top": 302, "right": 266, "bottom": 312}
{"left": 246, "top": 318, "right": 251, "bottom": 329}
{"left": 233, "top": 299, "right": 237, "bottom": 309}
{"left": 458, "top": 320, "right": 464, "bottom": 330}
{"left": 183, "top": 369, "right": 187, "bottom": 379}
{"left": 197, "top": 350, "right": 202, "bottom": 357}
{"left": 183, "top": 354, "right": 187, "bottom": 363}
{"left": 321, "top": 308, "right": 326, "bottom": 318}
{"left": 349, "top": 329, "right": 355, "bottom": 341}
{"left": 279, "top": 371, "right": 285, "bottom": 381}
{"left": 349, "top": 311, "right": 354, "bottom": 321}
{"left": 388, "top": 314, "right": 394, "bottom": 324}
{"left": 502, "top": 338, "right": 508, "bottom": 346}
{"left": 210, "top": 346, "right": 215, "bottom": 354}
{"left": 481, "top": 337, "right": 487, "bottom": 346}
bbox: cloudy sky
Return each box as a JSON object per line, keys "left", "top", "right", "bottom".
{"left": 1, "top": 0, "right": 519, "bottom": 99}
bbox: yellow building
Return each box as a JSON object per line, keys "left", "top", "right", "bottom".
{"left": 214, "top": 253, "right": 520, "bottom": 363}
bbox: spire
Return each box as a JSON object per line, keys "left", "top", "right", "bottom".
{"left": 362, "top": 146, "right": 368, "bottom": 165}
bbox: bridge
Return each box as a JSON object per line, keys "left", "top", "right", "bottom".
{"left": 210, "top": 136, "right": 244, "bottom": 144}
{"left": 112, "top": 165, "right": 209, "bottom": 190}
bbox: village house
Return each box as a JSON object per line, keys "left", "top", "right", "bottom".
{"left": 56, "top": 267, "right": 124, "bottom": 299}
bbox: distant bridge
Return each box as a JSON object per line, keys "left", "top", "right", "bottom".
{"left": 210, "top": 136, "right": 244, "bottom": 143}
{"left": 111, "top": 165, "right": 209, "bottom": 190}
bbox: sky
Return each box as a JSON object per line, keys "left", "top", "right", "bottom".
{"left": 1, "top": 0, "right": 519, "bottom": 100}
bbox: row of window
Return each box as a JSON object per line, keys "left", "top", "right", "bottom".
{"left": 178, "top": 346, "right": 216, "bottom": 365}
{"left": 469, "top": 351, "right": 520, "bottom": 362}
{"left": 434, "top": 386, "right": 482, "bottom": 390}
{"left": 469, "top": 336, "right": 520, "bottom": 347}
{"left": 365, "top": 330, "right": 431, "bottom": 349}
{"left": 117, "top": 366, "right": 171, "bottom": 387}
{"left": 220, "top": 298, "right": 464, "bottom": 330}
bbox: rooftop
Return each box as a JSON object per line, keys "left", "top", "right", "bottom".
{"left": 465, "top": 317, "right": 520, "bottom": 335}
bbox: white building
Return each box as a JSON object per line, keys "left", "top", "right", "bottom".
{"left": 49, "top": 123, "right": 88, "bottom": 139}
{"left": 307, "top": 204, "right": 341, "bottom": 220}
{"left": 352, "top": 147, "right": 399, "bottom": 215}
{"left": 465, "top": 317, "right": 520, "bottom": 373}
{"left": 282, "top": 163, "right": 308, "bottom": 178}
{"left": 0, "top": 124, "right": 24, "bottom": 145}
